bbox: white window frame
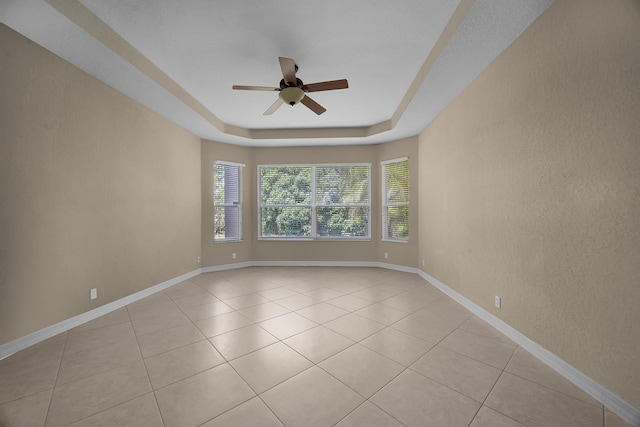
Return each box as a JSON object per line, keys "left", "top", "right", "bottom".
{"left": 214, "top": 160, "right": 244, "bottom": 242}
{"left": 258, "top": 163, "right": 371, "bottom": 240}
{"left": 381, "top": 157, "right": 409, "bottom": 243}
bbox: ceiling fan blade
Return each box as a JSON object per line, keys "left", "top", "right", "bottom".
{"left": 232, "top": 85, "right": 279, "bottom": 91}
{"left": 300, "top": 95, "right": 326, "bottom": 115}
{"left": 263, "top": 98, "right": 285, "bottom": 115}
{"left": 278, "top": 57, "right": 297, "bottom": 86}
{"left": 302, "top": 79, "right": 349, "bottom": 92}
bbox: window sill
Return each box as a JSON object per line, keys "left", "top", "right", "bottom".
{"left": 381, "top": 238, "right": 409, "bottom": 243}
{"left": 214, "top": 239, "right": 243, "bottom": 243}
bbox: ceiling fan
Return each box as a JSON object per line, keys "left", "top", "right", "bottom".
{"left": 232, "top": 57, "right": 349, "bottom": 116}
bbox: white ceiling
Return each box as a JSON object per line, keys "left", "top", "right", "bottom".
{"left": 2, "top": 0, "right": 553, "bottom": 147}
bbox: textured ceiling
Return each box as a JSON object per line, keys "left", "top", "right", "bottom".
{"left": 2, "top": 0, "right": 554, "bottom": 146}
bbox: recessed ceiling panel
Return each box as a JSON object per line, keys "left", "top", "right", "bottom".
{"left": 79, "top": 0, "right": 460, "bottom": 128}
{"left": 3, "top": 0, "right": 554, "bottom": 146}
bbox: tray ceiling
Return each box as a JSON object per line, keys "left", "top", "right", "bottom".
{"left": 2, "top": 0, "right": 553, "bottom": 146}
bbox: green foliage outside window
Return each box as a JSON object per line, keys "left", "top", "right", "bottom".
{"left": 259, "top": 165, "right": 370, "bottom": 238}
{"left": 383, "top": 159, "right": 409, "bottom": 240}
{"left": 260, "top": 167, "right": 312, "bottom": 237}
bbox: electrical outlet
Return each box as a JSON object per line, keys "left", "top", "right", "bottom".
{"left": 232, "top": 252, "right": 237, "bottom": 259}
{"left": 384, "top": 252, "right": 389, "bottom": 259}
{"left": 90, "top": 288, "right": 97, "bottom": 300}
{"left": 197, "top": 256, "right": 201, "bottom": 264}
{"left": 422, "top": 259, "right": 425, "bottom": 267}
{"left": 495, "top": 295, "right": 501, "bottom": 308}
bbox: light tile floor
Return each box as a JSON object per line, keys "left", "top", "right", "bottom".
{"left": 0, "top": 267, "right": 633, "bottom": 426}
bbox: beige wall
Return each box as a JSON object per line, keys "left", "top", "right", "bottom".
{"left": 418, "top": 0, "right": 640, "bottom": 407}
{"left": 378, "top": 137, "right": 419, "bottom": 267}
{"left": 201, "top": 140, "right": 253, "bottom": 266}
{"left": 200, "top": 140, "right": 419, "bottom": 267}
{"left": 0, "top": 25, "right": 202, "bottom": 345}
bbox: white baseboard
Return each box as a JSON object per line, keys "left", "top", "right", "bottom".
{"left": 251, "top": 260, "right": 380, "bottom": 268}
{"left": 0, "top": 268, "right": 202, "bottom": 361}
{"left": 417, "top": 270, "right": 640, "bottom": 427}
{"left": 2, "top": 261, "right": 637, "bottom": 425}
{"left": 203, "top": 260, "right": 380, "bottom": 271}
{"left": 376, "top": 262, "right": 419, "bottom": 274}
{"left": 203, "top": 260, "right": 414, "bottom": 271}
{"left": 202, "top": 261, "right": 253, "bottom": 272}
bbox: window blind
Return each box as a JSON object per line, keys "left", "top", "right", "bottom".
{"left": 259, "top": 166, "right": 312, "bottom": 238}
{"left": 315, "top": 166, "right": 369, "bottom": 237}
{"left": 382, "top": 158, "right": 409, "bottom": 241}
{"left": 214, "top": 161, "right": 242, "bottom": 241}
{"left": 258, "top": 164, "right": 370, "bottom": 239}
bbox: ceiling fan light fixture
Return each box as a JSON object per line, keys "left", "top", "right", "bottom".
{"left": 279, "top": 86, "right": 305, "bottom": 106}
{"left": 232, "top": 57, "right": 346, "bottom": 115}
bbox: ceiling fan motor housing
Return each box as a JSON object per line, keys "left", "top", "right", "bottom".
{"left": 279, "top": 78, "right": 303, "bottom": 90}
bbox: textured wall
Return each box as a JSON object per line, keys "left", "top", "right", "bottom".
{"left": 378, "top": 137, "right": 420, "bottom": 267}
{"left": 201, "top": 140, "right": 253, "bottom": 267}
{"left": 0, "top": 25, "right": 202, "bottom": 345}
{"left": 196, "top": 141, "right": 417, "bottom": 267}
{"left": 418, "top": 0, "right": 640, "bottom": 406}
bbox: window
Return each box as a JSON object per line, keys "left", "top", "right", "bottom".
{"left": 259, "top": 164, "right": 370, "bottom": 239}
{"left": 214, "top": 161, "right": 243, "bottom": 241}
{"left": 382, "top": 157, "right": 409, "bottom": 241}
{"left": 316, "top": 165, "right": 370, "bottom": 238}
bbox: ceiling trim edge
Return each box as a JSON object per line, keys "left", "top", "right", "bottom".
{"left": 390, "top": 0, "right": 475, "bottom": 128}
{"left": 45, "top": 0, "right": 225, "bottom": 130}
{"left": 45, "top": 0, "right": 475, "bottom": 141}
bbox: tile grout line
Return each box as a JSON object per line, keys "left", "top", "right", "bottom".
{"left": 190, "top": 363, "right": 258, "bottom": 426}
{"left": 44, "top": 315, "right": 154, "bottom": 425}
{"left": 470, "top": 345, "right": 526, "bottom": 427}
{"left": 327, "top": 277, "right": 480, "bottom": 425}
{"left": 271, "top": 293, "right": 421, "bottom": 426}
{"left": 430, "top": 334, "right": 515, "bottom": 371}
{"left": 362, "top": 303, "right": 507, "bottom": 424}
{"left": 442, "top": 308, "right": 519, "bottom": 419}
{"left": 331, "top": 398, "right": 410, "bottom": 427}
{"left": 127, "top": 305, "right": 168, "bottom": 427}
{"left": 151, "top": 283, "right": 324, "bottom": 425}
{"left": 215, "top": 335, "right": 291, "bottom": 427}
{"left": 504, "top": 365, "right": 607, "bottom": 411}
{"left": 268, "top": 332, "right": 385, "bottom": 426}
{"left": 191, "top": 268, "right": 634, "bottom": 425}
{"left": 42, "top": 331, "right": 70, "bottom": 426}
{"left": 210, "top": 271, "right": 467, "bottom": 424}
{"left": 9, "top": 267, "right": 610, "bottom": 426}
{"left": 140, "top": 272, "right": 462, "bottom": 425}
{"left": 195, "top": 271, "right": 403, "bottom": 425}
